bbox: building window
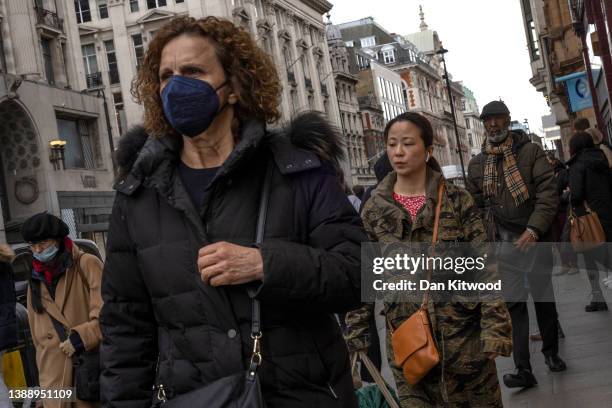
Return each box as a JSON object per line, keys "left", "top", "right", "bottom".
{"left": 104, "top": 40, "right": 120, "bottom": 85}
{"left": 523, "top": 0, "right": 539, "bottom": 61}
{"left": 82, "top": 43, "right": 98, "bottom": 76}
{"left": 383, "top": 49, "right": 395, "bottom": 64}
{"left": 41, "top": 37, "right": 55, "bottom": 85}
{"left": 74, "top": 0, "right": 92, "bottom": 23}
{"left": 176, "top": 0, "right": 184, "bottom": 2}
{"left": 132, "top": 33, "right": 145, "bottom": 69}
{"left": 0, "top": 29, "right": 6, "bottom": 72}
{"left": 98, "top": 0, "right": 108, "bottom": 19}
{"left": 113, "top": 92, "right": 127, "bottom": 136}
{"left": 129, "top": 0, "right": 139, "bottom": 12}
{"left": 147, "top": 0, "right": 167, "bottom": 9}
{"left": 56, "top": 117, "right": 97, "bottom": 169}
{"left": 465, "top": 118, "right": 471, "bottom": 129}
{"left": 360, "top": 36, "right": 375, "bottom": 47}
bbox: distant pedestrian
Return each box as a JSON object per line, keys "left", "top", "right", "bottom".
{"left": 0, "top": 245, "right": 16, "bottom": 408}
{"left": 352, "top": 185, "right": 365, "bottom": 201}
{"left": 23, "top": 212, "right": 103, "bottom": 408}
{"left": 567, "top": 132, "right": 611, "bottom": 312}
{"left": 574, "top": 118, "right": 612, "bottom": 167}
{"left": 467, "top": 100, "right": 566, "bottom": 389}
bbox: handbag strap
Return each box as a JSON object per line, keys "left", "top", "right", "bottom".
{"left": 353, "top": 351, "right": 400, "bottom": 408}
{"left": 247, "top": 158, "right": 274, "bottom": 370}
{"left": 421, "top": 180, "right": 445, "bottom": 309}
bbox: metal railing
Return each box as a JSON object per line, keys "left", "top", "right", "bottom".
{"left": 35, "top": 7, "right": 64, "bottom": 31}
{"left": 86, "top": 72, "right": 103, "bottom": 89}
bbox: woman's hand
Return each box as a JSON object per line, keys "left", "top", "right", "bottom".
{"left": 198, "top": 242, "right": 264, "bottom": 286}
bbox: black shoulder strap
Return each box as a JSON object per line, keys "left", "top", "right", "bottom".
{"left": 49, "top": 313, "right": 68, "bottom": 342}
{"left": 249, "top": 159, "right": 274, "bottom": 336}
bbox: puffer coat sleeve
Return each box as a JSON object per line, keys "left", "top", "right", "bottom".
{"left": 255, "top": 166, "right": 364, "bottom": 313}
{"left": 100, "top": 195, "right": 158, "bottom": 407}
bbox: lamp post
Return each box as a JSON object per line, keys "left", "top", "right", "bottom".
{"left": 436, "top": 47, "right": 466, "bottom": 181}
{"left": 49, "top": 139, "right": 67, "bottom": 170}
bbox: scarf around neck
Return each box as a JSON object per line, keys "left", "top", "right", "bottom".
{"left": 31, "top": 237, "right": 74, "bottom": 288}
{"left": 483, "top": 135, "right": 530, "bottom": 206}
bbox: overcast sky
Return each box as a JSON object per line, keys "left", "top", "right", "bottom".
{"left": 329, "top": 0, "right": 551, "bottom": 134}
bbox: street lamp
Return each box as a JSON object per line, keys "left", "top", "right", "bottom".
{"left": 49, "top": 139, "right": 67, "bottom": 170}
{"left": 436, "top": 47, "right": 466, "bottom": 181}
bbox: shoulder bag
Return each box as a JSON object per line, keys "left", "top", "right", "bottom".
{"left": 387, "top": 180, "right": 443, "bottom": 385}
{"left": 568, "top": 198, "right": 606, "bottom": 253}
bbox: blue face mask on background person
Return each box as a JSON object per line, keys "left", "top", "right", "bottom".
{"left": 161, "top": 75, "right": 228, "bottom": 137}
{"left": 33, "top": 244, "right": 59, "bottom": 263}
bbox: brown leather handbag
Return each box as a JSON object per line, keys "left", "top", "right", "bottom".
{"left": 568, "top": 199, "right": 606, "bottom": 253}
{"left": 388, "top": 180, "right": 444, "bottom": 385}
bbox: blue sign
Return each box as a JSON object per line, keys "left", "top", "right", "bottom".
{"left": 555, "top": 71, "right": 593, "bottom": 113}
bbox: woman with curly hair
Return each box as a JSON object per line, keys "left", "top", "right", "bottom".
{"left": 100, "top": 16, "right": 364, "bottom": 407}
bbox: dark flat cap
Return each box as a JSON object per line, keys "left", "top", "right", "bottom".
{"left": 21, "top": 212, "right": 69, "bottom": 243}
{"left": 480, "top": 101, "right": 510, "bottom": 120}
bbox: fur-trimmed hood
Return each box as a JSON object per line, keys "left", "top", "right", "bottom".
{"left": 115, "top": 111, "right": 345, "bottom": 182}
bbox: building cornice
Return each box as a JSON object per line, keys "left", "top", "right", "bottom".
{"left": 301, "top": 0, "right": 333, "bottom": 15}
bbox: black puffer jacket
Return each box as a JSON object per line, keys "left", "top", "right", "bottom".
{"left": 0, "top": 245, "right": 16, "bottom": 352}
{"left": 568, "top": 147, "right": 612, "bottom": 240}
{"left": 100, "top": 113, "right": 364, "bottom": 408}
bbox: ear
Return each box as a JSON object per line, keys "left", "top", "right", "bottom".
{"left": 228, "top": 90, "right": 238, "bottom": 105}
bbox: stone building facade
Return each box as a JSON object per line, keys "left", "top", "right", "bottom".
{"left": 0, "top": 0, "right": 115, "bottom": 248}
{"left": 67, "top": 0, "right": 343, "bottom": 148}
{"left": 326, "top": 22, "right": 375, "bottom": 186}
{"left": 461, "top": 85, "right": 486, "bottom": 158}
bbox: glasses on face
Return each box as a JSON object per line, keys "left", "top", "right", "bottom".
{"left": 28, "top": 239, "right": 56, "bottom": 253}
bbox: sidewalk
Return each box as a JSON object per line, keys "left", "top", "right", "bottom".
{"left": 498, "top": 268, "right": 612, "bottom": 407}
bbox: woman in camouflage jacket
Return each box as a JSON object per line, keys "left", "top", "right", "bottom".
{"left": 346, "top": 112, "right": 512, "bottom": 408}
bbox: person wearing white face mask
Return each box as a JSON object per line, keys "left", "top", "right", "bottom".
{"left": 22, "top": 212, "right": 103, "bottom": 408}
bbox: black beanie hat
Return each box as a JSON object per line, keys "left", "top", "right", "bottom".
{"left": 21, "top": 212, "right": 69, "bottom": 243}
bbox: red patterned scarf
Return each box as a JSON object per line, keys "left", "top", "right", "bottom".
{"left": 483, "top": 136, "right": 530, "bottom": 206}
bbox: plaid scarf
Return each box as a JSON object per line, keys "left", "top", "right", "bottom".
{"left": 483, "top": 136, "right": 530, "bottom": 206}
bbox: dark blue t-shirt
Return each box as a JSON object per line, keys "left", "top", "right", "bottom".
{"left": 178, "top": 161, "right": 220, "bottom": 208}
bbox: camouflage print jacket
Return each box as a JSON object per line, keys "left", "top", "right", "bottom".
{"left": 346, "top": 167, "right": 512, "bottom": 360}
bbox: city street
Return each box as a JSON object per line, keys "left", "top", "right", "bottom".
{"left": 498, "top": 267, "right": 612, "bottom": 407}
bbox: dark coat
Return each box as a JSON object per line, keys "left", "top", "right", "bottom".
{"left": 0, "top": 245, "right": 16, "bottom": 351}
{"left": 100, "top": 113, "right": 365, "bottom": 408}
{"left": 568, "top": 147, "right": 612, "bottom": 240}
{"left": 466, "top": 132, "right": 558, "bottom": 237}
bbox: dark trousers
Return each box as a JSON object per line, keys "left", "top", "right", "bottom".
{"left": 501, "top": 245, "right": 559, "bottom": 371}
{"left": 508, "top": 300, "right": 559, "bottom": 371}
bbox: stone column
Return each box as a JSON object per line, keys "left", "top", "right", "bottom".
{"left": 109, "top": 0, "right": 143, "bottom": 129}
{"left": 5, "top": 0, "right": 41, "bottom": 80}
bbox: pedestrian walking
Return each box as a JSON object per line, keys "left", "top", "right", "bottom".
{"left": 466, "top": 100, "right": 566, "bottom": 389}
{"left": 100, "top": 16, "right": 365, "bottom": 408}
{"left": 574, "top": 118, "right": 612, "bottom": 167}
{"left": 23, "top": 212, "right": 103, "bottom": 408}
{"left": 547, "top": 154, "right": 578, "bottom": 276}
{"left": 0, "top": 245, "right": 16, "bottom": 408}
{"left": 346, "top": 112, "right": 512, "bottom": 407}
{"left": 567, "top": 131, "right": 611, "bottom": 312}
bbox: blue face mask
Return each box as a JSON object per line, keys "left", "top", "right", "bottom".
{"left": 33, "top": 244, "right": 59, "bottom": 263}
{"left": 161, "top": 75, "right": 228, "bottom": 137}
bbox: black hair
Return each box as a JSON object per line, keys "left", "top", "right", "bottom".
{"left": 383, "top": 112, "right": 442, "bottom": 172}
{"left": 569, "top": 131, "right": 595, "bottom": 156}
{"left": 352, "top": 185, "right": 365, "bottom": 200}
{"left": 574, "top": 118, "right": 590, "bottom": 132}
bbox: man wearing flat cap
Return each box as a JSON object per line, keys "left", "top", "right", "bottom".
{"left": 466, "top": 101, "right": 565, "bottom": 389}
{"left": 22, "top": 212, "right": 103, "bottom": 407}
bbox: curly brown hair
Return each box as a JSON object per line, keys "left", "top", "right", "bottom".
{"left": 131, "top": 16, "right": 281, "bottom": 138}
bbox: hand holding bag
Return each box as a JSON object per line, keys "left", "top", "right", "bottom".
{"left": 388, "top": 180, "right": 443, "bottom": 385}
{"left": 568, "top": 198, "right": 606, "bottom": 253}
